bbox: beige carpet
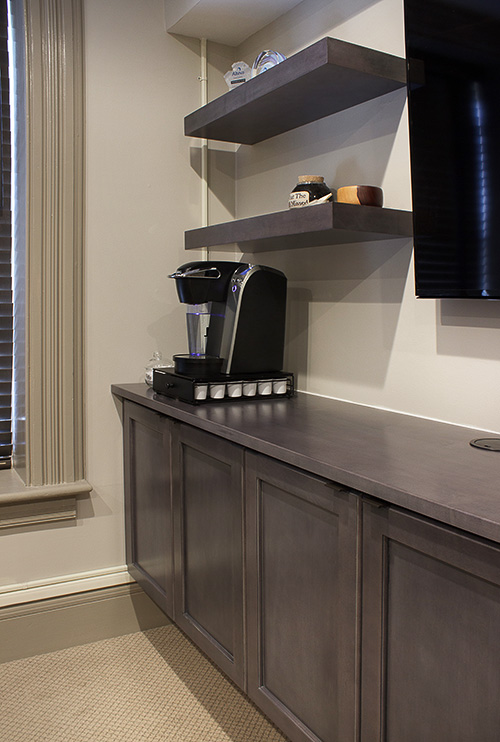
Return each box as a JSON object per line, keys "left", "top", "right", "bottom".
{"left": 0, "top": 623, "right": 289, "bottom": 742}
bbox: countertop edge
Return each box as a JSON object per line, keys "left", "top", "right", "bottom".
{"left": 111, "top": 383, "right": 500, "bottom": 546}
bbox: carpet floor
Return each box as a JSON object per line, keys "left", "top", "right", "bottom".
{"left": 0, "top": 623, "right": 289, "bottom": 741}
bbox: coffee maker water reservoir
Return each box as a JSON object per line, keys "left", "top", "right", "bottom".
{"left": 153, "top": 261, "right": 293, "bottom": 404}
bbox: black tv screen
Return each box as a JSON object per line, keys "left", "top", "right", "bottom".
{"left": 404, "top": 0, "right": 500, "bottom": 298}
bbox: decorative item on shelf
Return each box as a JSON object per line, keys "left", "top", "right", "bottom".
{"left": 288, "top": 175, "right": 333, "bottom": 208}
{"left": 145, "top": 351, "right": 172, "bottom": 386}
{"left": 306, "top": 193, "right": 334, "bottom": 206}
{"left": 337, "top": 185, "right": 384, "bottom": 207}
{"left": 223, "top": 61, "right": 252, "bottom": 89}
{"left": 252, "top": 50, "right": 286, "bottom": 76}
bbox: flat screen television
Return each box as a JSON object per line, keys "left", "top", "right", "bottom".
{"left": 404, "top": 0, "right": 500, "bottom": 298}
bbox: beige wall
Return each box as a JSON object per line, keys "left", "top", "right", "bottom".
{"left": 1, "top": 0, "right": 202, "bottom": 591}
{"left": 83, "top": 0, "right": 203, "bottom": 572}
{"left": 2, "top": 0, "right": 500, "bottom": 596}
{"left": 222, "top": 0, "right": 500, "bottom": 433}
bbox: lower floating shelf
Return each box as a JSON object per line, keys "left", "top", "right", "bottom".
{"left": 185, "top": 202, "right": 413, "bottom": 252}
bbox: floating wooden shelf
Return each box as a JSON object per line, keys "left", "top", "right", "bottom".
{"left": 184, "top": 37, "right": 407, "bottom": 144}
{"left": 185, "top": 202, "right": 413, "bottom": 252}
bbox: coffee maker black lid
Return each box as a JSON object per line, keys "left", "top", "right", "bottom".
{"left": 170, "top": 261, "right": 244, "bottom": 304}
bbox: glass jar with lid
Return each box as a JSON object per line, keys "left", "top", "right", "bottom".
{"left": 288, "top": 175, "right": 332, "bottom": 208}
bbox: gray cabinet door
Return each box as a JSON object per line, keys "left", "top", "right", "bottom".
{"left": 172, "top": 423, "right": 245, "bottom": 689}
{"left": 361, "top": 501, "right": 500, "bottom": 742}
{"left": 123, "top": 400, "right": 174, "bottom": 619}
{"left": 246, "top": 452, "right": 359, "bottom": 742}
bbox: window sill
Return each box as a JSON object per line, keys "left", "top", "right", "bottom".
{"left": 0, "top": 471, "right": 92, "bottom": 529}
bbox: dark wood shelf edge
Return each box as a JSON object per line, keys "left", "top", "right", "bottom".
{"left": 184, "top": 37, "right": 407, "bottom": 144}
{"left": 184, "top": 202, "right": 413, "bottom": 252}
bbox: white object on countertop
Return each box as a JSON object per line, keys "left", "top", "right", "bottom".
{"left": 227, "top": 382, "right": 243, "bottom": 398}
{"left": 194, "top": 383, "right": 208, "bottom": 401}
{"left": 243, "top": 381, "right": 257, "bottom": 397}
{"left": 145, "top": 351, "right": 167, "bottom": 386}
{"left": 273, "top": 379, "right": 287, "bottom": 395}
{"left": 210, "top": 383, "right": 226, "bottom": 399}
{"left": 258, "top": 380, "right": 273, "bottom": 395}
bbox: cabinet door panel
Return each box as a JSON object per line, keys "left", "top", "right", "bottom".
{"left": 362, "top": 502, "right": 500, "bottom": 742}
{"left": 123, "top": 401, "right": 173, "bottom": 618}
{"left": 246, "top": 453, "right": 358, "bottom": 742}
{"left": 173, "top": 423, "right": 245, "bottom": 688}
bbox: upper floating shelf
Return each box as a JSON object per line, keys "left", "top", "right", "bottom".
{"left": 185, "top": 202, "right": 413, "bottom": 252}
{"left": 184, "top": 37, "right": 407, "bottom": 144}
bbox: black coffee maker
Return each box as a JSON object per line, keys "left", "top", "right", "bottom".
{"left": 153, "top": 261, "right": 293, "bottom": 404}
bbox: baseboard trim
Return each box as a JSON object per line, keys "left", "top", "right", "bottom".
{"left": 0, "top": 583, "right": 171, "bottom": 663}
{"left": 0, "top": 566, "right": 135, "bottom": 608}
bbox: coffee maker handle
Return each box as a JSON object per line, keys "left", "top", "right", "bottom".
{"left": 169, "top": 267, "right": 221, "bottom": 279}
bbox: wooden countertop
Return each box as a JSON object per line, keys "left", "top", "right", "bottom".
{"left": 112, "top": 383, "right": 500, "bottom": 544}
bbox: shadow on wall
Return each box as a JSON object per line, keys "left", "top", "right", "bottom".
{"left": 235, "top": 89, "right": 407, "bottom": 218}
{"left": 284, "top": 286, "right": 311, "bottom": 384}
{"left": 189, "top": 145, "right": 236, "bottom": 221}
{"left": 246, "top": 238, "right": 413, "bottom": 391}
{"left": 186, "top": 88, "right": 407, "bottom": 223}
{"left": 239, "top": 89, "right": 406, "bottom": 177}
{"left": 249, "top": 0, "right": 393, "bottom": 59}
{"left": 437, "top": 300, "right": 500, "bottom": 361}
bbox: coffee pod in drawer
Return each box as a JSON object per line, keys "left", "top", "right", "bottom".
{"left": 273, "top": 378, "right": 287, "bottom": 395}
{"left": 194, "top": 383, "right": 208, "bottom": 401}
{"left": 227, "top": 382, "right": 242, "bottom": 398}
{"left": 258, "top": 380, "right": 273, "bottom": 395}
{"left": 209, "top": 383, "right": 225, "bottom": 399}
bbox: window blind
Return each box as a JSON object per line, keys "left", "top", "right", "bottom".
{"left": 0, "top": 0, "right": 12, "bottom": 469}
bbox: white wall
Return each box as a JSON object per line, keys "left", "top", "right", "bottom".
{"left": 0, "top": 0, "right": 203, "bottom": 592}
{"left": 83, "top": 0, "right": 204, "bottom": 572}
{"left": 2, "top": 0, "right": 500, "bottom": 596}
{"left": 222, "top": 0, "right": 500, "bottom": 433}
